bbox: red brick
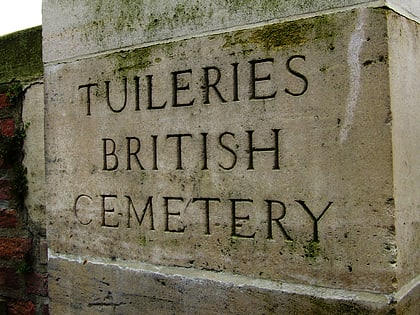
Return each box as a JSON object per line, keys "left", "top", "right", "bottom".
{"left": 0, "top": 209, "right": 18, "bottom": 228}
{"left": 0, "top": 180, "right": 11, "bottom": 200}
{"left": 0, "top": 94, "right": 11, "bottom": 109}
{"left": 0, "top": 118, "right": 15, "bottom": 137}
{"left": 7, "top": 300, "right": 36, "bottom": 315}
{"left": 0, "top": 267, "right": 20, "bottom": 290}
{"left": 25, "top": 272, "right": 48, "bottom": 296}
{"left": 0, "top": 238, "right": 31, "bottom": 260}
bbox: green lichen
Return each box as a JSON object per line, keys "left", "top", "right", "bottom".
{"left": 303, "top": 240, "right": 321, "bottom": 259}
{"left": 250, "top": 22, "right": 308, "bottom": 49}
{"left": 6, "top": 82, "right": 23, "bottom": 104}
{"left": 0, "top": 26, "right": 43, "bottom": 83}
{"left": 138, "top": 235, "right": 147, "bottom": 246}
{"left": 223, "top": 14, "right": 336, "bottom": 51}
{"left": 116, "top": 46, "right": 152, "bottom": 73}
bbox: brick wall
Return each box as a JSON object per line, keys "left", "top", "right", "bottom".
{"left": 0, "top": 27, "right": 46, "bottom": 315}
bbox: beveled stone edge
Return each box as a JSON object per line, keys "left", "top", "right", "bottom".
{"left": 43, "top": 2, "right": 420, "bottom": 66}
{"left": 43, "top": 2, "right": 387, "bottom": 66}
{"left": 49, "top": 250, "right": 402, "bottom": 308}
{"left": 386, "top": 1, "right": 420, "bottom": 23}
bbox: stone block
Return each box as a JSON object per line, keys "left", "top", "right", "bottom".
{"left": 0, "top": 27, "right": 43, "bottom": 84}
{"left": 22, "top": 83, "right": 46, "bottom": 229}
{"left": 43, "top": 0, "right": 407, "bottom": 63}
{"left": 48, "top": 255, "right": 395, "bottom": 314}
{"left": 43, "top": 1, "right": 419, "bottom": 313}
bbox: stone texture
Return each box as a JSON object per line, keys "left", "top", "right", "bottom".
{"left": 43, "top": 0, "right": 420, "bottom": 312}
{"left": 46, "top": 7, "right": 397, "bottom": 295}
{"left": 0, "top": 26, "right": 42, "bottom": 83}
{"left": 22, "top": 83, "right": 46, "bottom": 230}
{"left": 387, "top": 0, "right": 420, "bottom": 22}
{"left": 49, "top": 255, "right": 395, "bottom": 315}
{"left": 43, "top": 0, "right": 419, "bottom": 64}
{"left": 387, "top": 8, "right": 420, "bottom": 299}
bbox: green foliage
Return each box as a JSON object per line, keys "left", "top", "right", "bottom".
{"left": 12, "top": 164, "right": 28, "bottom": 201}
{"left": 6, "top": 82, "right": 23, "bottom": 104}
{"left": 16, "top": 258, "right": 32, "bottom": 274}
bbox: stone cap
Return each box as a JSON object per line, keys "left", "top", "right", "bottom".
{"left": 42, "top": 0, "right": 419, "bottom": 64}
{"left": 0, "top": 26, "right": 43, "bottom": 84}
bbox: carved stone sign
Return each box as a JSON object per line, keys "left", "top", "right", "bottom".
{"left": 46, "top": 9, "right": 395, "bottom": 292}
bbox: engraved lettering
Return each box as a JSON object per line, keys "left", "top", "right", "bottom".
{"left": 101, "top": 194, "right": 120, "bottom": 228}
{"left": 147, "top": 74, "right": 167, "bottom": 109}
{"left": 266, "top": 200, "right": 292, "bottom": 240}
{"left": 192, "top": 197, "right": 221, "bottom": 235}
{"left": 166, "top": 134, "right": 193, "bottom": 170}
{"left": 232, "top": 62, "right": 239, "bottom": 101}
{"left": 249, "top": 58, "right": 277, "bottom": 100}
{"left": 152, "top": 135, "right": 158, "bottom": 170}
{"left": 134, "top": 76, "right": 140, "bottom": 111}
{"left": 126, "top": 137, "right": 145, "bottom": 170}
{"left": 285, "top": 55, "right": 308, "bottom": 96}
{"left": 172, "top": 69, "right": 195, "bottom": 107}
{"left": 201, "top": 133, "right": 208, "bottom": 170}
{"left": 102, "top": 138, "right": 118, "bottom": 171}
{"left": 78, "top": 83, "right": 98, "bottom": 116}
{"left": 125, "top": 195, "right": 154, "bottom": 229}
{"left": 247, "top": 129, "right": 280, "bottom": 170}
{"left": 163, "top": 197, "right": 186, "bottom": 233}
{"left": 105, "top": 78, "right": 127, "bottom": 112}
{"left": 230, "top": 198, "right": 256, "bottom": 238}
{"left": 295, "top": 200, "right": 333, "bottom": 242}
{"left": 74, "top": 194, "right": 93, "bottom": 225}
{"left": 203, "top": 66, "right": 227, "bottom": 104}
{"left": 218, "top": 132, "right": 237, "bottom": 170}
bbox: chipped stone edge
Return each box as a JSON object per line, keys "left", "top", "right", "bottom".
{"left": 49, "top": 250, "right": 401, "bottom": 307}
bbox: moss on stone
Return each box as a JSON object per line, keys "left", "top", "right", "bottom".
{"left": 0, "top": 26, "right": 43, "bottom": 84}
{"left": 223, "top": 13, "right": 337, "bottom": 51}
{"left": 303, "top": 240, "right": 321, "bottom": 259}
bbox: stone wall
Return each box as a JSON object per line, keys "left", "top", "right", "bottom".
{"left": 0, "top": 27, "right": 47, "bottom": 315}
{"left": 0, "top": 1, "right": 419, "bottom": 314}
{"left": 43, "top": 1, "right": 419, "bottom": 314}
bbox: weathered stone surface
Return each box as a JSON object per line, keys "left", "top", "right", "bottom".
{"left": 387, "top": 10, "right": 420, "bottom": 294}
{"left": 43, "top": 0, "right": 420, "bottom": 63}
{"left": 23, "top": 83, "right": 46, "bottom": 230}
{"left": 0, "top": 26, "right": 42, "bottom": 83}
{"left": 48, "top": 254, "right": 396, "bottom": 315}
{"left": 45, "top": 7, "right": 398, "bottom": 298}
